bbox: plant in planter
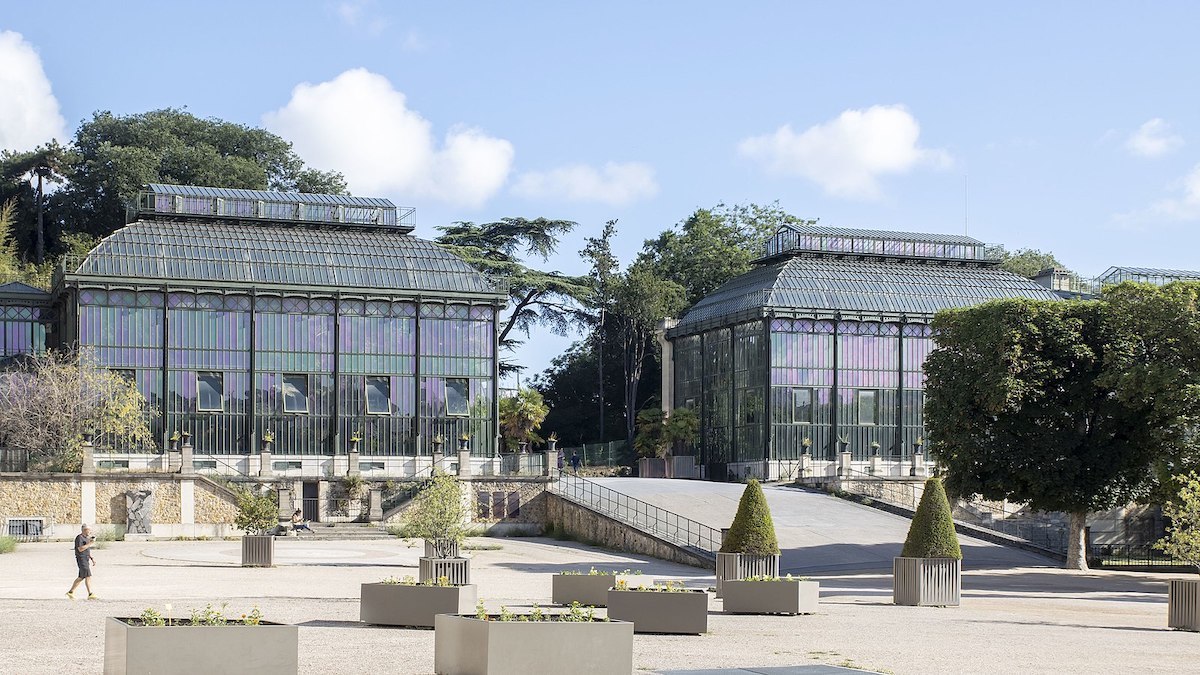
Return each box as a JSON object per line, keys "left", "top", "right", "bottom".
{"left": 235, "top": 487, "right": 279, "bottom": 567}
{"left": 436, "top": 600, "right": 633, "bottom": 674}
{"left": 552, "top": 566, "right": 642, "bottom": 607}
{"left": 722, "top": 574, "right": 819, "bottom": 615}
{"left": 716, "top": 479, "right": 781, "bottom": 597}
{"left": 360, "top": 574, "right": 477, "bottom": 628}
{"left": 404, "top": 471, "right": 469, "bottom": 583}
{"left": 607, "top": 580, "right": 709, "bottom": 634}
{"left": 1156, "top": 472, "right": 1200, "bottom": 630}
{"left": 893, "top": 476, "right": 962, "bottom": 606}
{"left": 105, "top": 603, "right": 297, "bottom": 674}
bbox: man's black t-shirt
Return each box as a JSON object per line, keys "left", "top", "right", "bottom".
{"left": 74, "top": 534, "right": 90, "bottom": 562}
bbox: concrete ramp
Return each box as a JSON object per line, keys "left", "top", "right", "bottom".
{"left": 588, "top": 478, "right": 1056, "bottom": 574}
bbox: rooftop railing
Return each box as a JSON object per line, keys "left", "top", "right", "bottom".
{"left": 135, "top": 191, "right": 415, "bottom": 230}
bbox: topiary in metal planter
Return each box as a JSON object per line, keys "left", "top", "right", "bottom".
{"left": 1168, "top": 578, "right": 1200, "bottom": 631}
{"left": 434, "top": 614, "right": 634, "bottom": 675}
{"left": 715, "top": 552, "right": 779, "bottom": 598}
{"left": 241, "top": 534, "right": 275, "bottom": 567}
{"left": 892, "top": 557, "right": 961, "bottom": 606}
{"left": 103, "top": 617, "right": 297, "bottom": 675}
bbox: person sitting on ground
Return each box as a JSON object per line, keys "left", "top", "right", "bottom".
{"left": 291, "top": 509, "right": 314, "bottom": 533}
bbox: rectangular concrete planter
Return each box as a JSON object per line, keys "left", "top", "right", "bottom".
{"left": 420, "top": 556, "right": 470, "bottom": 585}
{"left": 360, "top": 582, "right": 477, "bottom": 628}
{"left": 434, "top": 613, "right": 634, "bottom": 675}
{"left": 715, "top": 552, "right": 779, "bottom": 598}
{"left": 606, "top": 588, "right": 709, "bottom": 634}
{"left": 241, "top": 534, "right": 275, "bottom": 567}
{"left": 103, "top": 616, "right": 298, "bottom": 675}
{"left": 551, "top": 574, "right": 618, "bottom": 607}
{"left": 892, "top": 557, "right": 961, "bottom": 607}
{"left": 1169, "top": 578, "right": 1200, "bottom": 631}
{"left": 722, "top": 579, "right": 819, "bottom": 615}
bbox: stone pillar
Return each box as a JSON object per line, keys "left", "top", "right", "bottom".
{"left": 657, "top": 318, "right": 679, "bottom": 414}
{"left": 168, "top": 448, "right": 181, "bottom": 473}
{"left": 348, "top": 450, "right": 360, "bottom": 476}
{"left": 911, "top": 451, "right": 926, "bottom": 477}
{"left": 278, "top": 488, "right": 293, "bottom": 519}
{"left": 259, "top": 442, "right": 273, "bottom": 478}
{"left": 546, "top": 440, "right": 559, "bottom": 478}
{"left": 838, "top": 451, "right": 852, "bottom": 477}
{"left": 80, "top": 436, "right": 96, "bottom": 474}
{"left": 797, "top": 453, "right": 811, "bottom": 481}
{"left": 431, "top": 451, "right": 443, "bottom": 475}
{"left": 126, "top": 489, "right": 154, "bottom": 540}
{"left": 180, "top": 440, "right": 194, "bottom": 475}
{"left": 180, "top": 479, "right": 195, "bottom": 526}
{"left": 869, "top": 452, "right": 882, "bottom": 476}
{"left": 368, "top": 488, "right": 383, "bottom": 522}
{"left": 457, "top": 449, "right": 472, "bottom": 477}
{"left": 81, "top": 478, "right": 96, "bottom": 526}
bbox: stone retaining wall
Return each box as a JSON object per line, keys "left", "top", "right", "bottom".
{"left": 544, "top": 493, "right": 712, "bottom": 569}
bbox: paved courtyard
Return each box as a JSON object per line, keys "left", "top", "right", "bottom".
{"left": 0, "top": 536, "right": 1194, "bottom": 674}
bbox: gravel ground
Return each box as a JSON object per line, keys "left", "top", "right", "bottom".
{"left": 0, "top": 537, "right": 1194, "bottom": 674}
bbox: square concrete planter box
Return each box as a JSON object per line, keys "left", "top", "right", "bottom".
{"left": 360, "top": 582, "right": 477, "bottom": 628}
{"left": 434, "top": 613, "right": 633, "bottom": 675}
{"left": 241, "top": 535, "right": 275, "bottom": 567}
{"left": 722, "top": 579, "right": 819, "bottom": 615}
{"left": 606, "top": 588, "right": 709, "bottom": 634}
{"left": 552, "top": 574, "right": 622, "bottom": 607}
{"left": 103, "top": 616, "right": 298, "bottom": 674}
{"left": 1168, "top": 578, "right": 1200, "bottom": 631}
{"left": 892, "top": 557, "right": 961, "bottom": 607}
{"left": 715, "top": 552, "right": 779, "bottom": 598}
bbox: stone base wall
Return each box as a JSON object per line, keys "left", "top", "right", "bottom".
{"left": 544, "top": 493, "right": 711, "bottom": 568}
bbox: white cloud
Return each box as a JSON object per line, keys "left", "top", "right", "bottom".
{"left": 512, "top": 162, "right": 658, "bottom": 205}
{"left": 336, "top": 1, "right": 389, "bottom": 37}
{"left": 1125, "top": 118, "right": 1184, "bottom": 158}
{"left": 1148, "top": 164, "right": 1200, "bottom": 221}
{"left": 0, "top": 31, "right": 66, "bottom": 153}
{"left": 263, "top": 68, "right": 514, "bottom": 207}
{"left": 737, "top": 104, "right": 950, "bottom": 200}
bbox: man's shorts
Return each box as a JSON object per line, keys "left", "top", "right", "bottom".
{"left": 76, "top": 559, "right": 91, "bottom": 578}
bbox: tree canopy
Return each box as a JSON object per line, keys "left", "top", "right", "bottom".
{"left": 924, "top": 298, "right": 1158, "bottom": 569}
{"left": 985, "top": 244, "right": 1065, "bottom": 278}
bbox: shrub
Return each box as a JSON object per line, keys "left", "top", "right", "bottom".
{"left": 0, "top": 535, "right": 17, "bottom": 554}
{"left": 403, "top": 471, "right": 466, "bottom": 555}
{"left": 1156, "top": 472, "right": 1200, "bottom": 570}
{"left": 719, "top": 479, "right": 780, "bottom": 556}
{"left": 901, "top": 477, "right": 962, "bottom": 559}
{"left": 234, "top": 487, "right": 279, "bottom": 536}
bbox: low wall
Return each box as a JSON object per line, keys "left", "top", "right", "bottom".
{"left": 543, "top": 493, "right": 712, "bottom": 569}
{"left": 0, "top": 473, "right": 240, "bottom": 540}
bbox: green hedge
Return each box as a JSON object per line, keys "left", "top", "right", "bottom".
{"left": 901, "top": 477, "right": 962, "bottom": 559}
{"left": 719, "top": 479, "right": 780, "bottom": 556}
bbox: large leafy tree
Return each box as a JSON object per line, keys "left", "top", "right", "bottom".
{"left": 984, "top": 244, "right": 1065, "bottom": 278}
{"left": 435, "top": 218, "right": 593, "bottom": 375}
{"left": 0, "top": 141, "right": 66, "bottom": 264}
{"left": 46, "top": 108, "right": 346, "bottom": 243}
{"left": 498, "top": 387, "right": 550, "bottom": 450}
{"left": 1102, "top": 281, "right": 1200, "bottom": 495}
{"left": 924, "top": 299, "right": 1157, "bottom": 570}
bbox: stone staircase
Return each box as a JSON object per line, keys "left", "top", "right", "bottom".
{"left": 282, "top": 522, "right": 393, "bottom": 541}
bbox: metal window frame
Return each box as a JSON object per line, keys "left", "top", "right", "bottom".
{"left": 857, "top": 389, "right": 879, "bottom": 425}
{"left": 282, "top": 373, "right": 311, "bottom": 414}
{"left": 196, "top": 371, "right": 224, "bottom": 412}
{"left": 365, "top": 375, "right": 392, "bottom": 415}
{"left": 791, "top": 387, "right": 814, "bottom": 424}
{"left": 444, "top": 377, "right": 470, "bottom": 416}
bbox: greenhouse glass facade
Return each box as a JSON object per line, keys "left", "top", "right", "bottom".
{"left": 666, "top": 224, "right": 1062, "bottom": 481}
{"left": 51, "top": 185, "right": 505, "bottom": 458}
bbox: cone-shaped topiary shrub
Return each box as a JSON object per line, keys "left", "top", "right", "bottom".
{"left": 901, "top": 477, "right": 962, "bottom": 559}
{"left": 719, "top": 479, "right": 780, "bottom": 555}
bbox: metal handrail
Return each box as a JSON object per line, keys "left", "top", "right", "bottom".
{"left": 551, "top": 475, "right": 721, "bottom": 557}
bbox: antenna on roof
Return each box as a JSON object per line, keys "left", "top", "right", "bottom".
{"left": 964, "top": 163, "right": 969, "bottom": 236}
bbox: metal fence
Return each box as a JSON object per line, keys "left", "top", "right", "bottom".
{"left": 0, "top": 448, "right": 29, "bottom": 472}
{"left": 552, "top": 475, "right": 720, "bottom": 558}
{"left": 297, "top": 497, "right": 368, "bottom": 523}
{"left": 499, "top": 453, "right": 545, "bottom": 476}
{"left": 1090, "top": 543, "right": 1190, "bottom": 569}
{"left": 558, "top": 440, "right": 628, "bottom": 468}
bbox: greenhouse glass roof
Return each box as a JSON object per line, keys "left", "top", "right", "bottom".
{"left": 139, "top": 184, "right": 415, "bottom": 230}
{"left": 71, "top": 220, "right": 503, "bottom": 297}
{"left": 672, "top": 256, "right": 1061, "bottom": 333}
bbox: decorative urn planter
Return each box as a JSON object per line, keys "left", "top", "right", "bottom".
{"left": 715, "top": 552, "right": 779, "bottom": 598}
{"left": 434, "top": 613, "right": 633, "bottom": 675}
{"left": 892, "top": 557, "right": 961, "bottom": 606}
{"left": 606, "top": 587, "right": 709, "bottom": 634}
{"left": 360, "top": 582, "right": 477, "bottom": 628}
{"left": 722, "top": 578, "right": 819, "bottom": 615}
{"left": 241, "top": 535, "right": 275, "bottom": 567}
{"left": 103, "top": 616, "right": 297, "bottom": 675}
{"left": 1168, "top": 578, "right": 1200, "bottom": 631}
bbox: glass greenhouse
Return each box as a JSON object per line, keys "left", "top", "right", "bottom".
{"left": 665, "top": 223, "right": 1062, "bottom": 481}
{"left": 38, "top": 185, "right": 505, "bottom": 459}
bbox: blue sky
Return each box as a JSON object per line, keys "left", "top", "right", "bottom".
{"left": 3, "top": 2, "right": 1199, "bottom": 381}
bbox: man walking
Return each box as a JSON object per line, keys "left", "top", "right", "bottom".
{"left": 67, "top": 524, "right": 97, "bottom": 600}
{"left": 570, "top": 451, "right": 582, "bottom": 475}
